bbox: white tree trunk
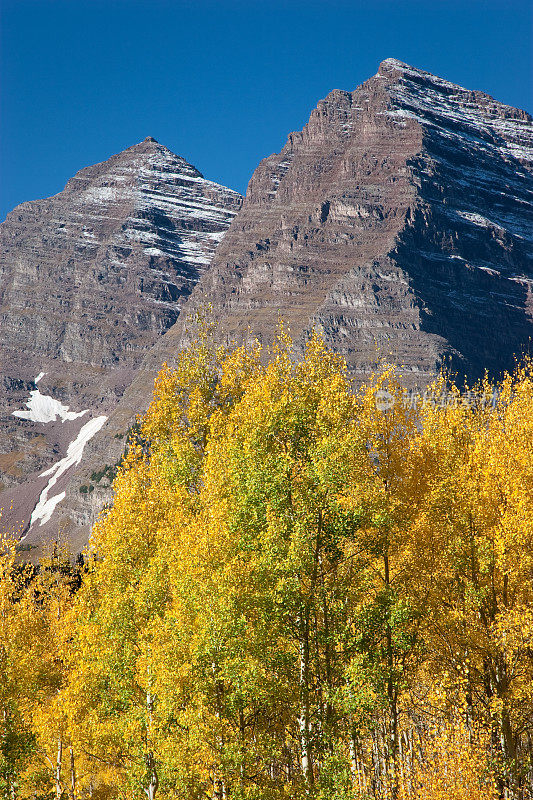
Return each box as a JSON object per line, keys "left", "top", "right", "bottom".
{"left": 298, "top": 614, "right": 313, "bottom": 790}
{"left": 69, "top": 746, "right": 76, "bottom": 800}
{"left": 56, "top": 736, "right": 63, "bottom": 800}
{"left": 144, "top": 751, "right": 158, "bottom": 800}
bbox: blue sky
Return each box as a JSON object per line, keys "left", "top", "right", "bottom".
{"left": 1, "top": 0, "right": 531, "bottom": 221}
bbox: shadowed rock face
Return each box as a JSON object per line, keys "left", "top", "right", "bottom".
{"left": 182, "top": 58, "right": 533, "bottom": 385}
{"left": 3, "top": 60, "right": 533, "bottom": 556}
{"left": 0, "top": 138, "right": 241, "bottom": 550}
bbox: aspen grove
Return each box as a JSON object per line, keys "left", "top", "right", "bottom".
{"left": 2, "top": 320, "right": 533, "bottom": 799}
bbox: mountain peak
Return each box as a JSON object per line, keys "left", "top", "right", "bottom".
{"left": 0, "top": 136, "right": 243, "bottom": 553}
{"left": 2, "top": 60, "right": 532, "bottom": 559}
{"left": 377, "top": 57, "right": 457, "bottom": 87}
{"left": 185, "top": 56, "right": 533, "bottom": 392}
{"left": 377, "top": 57, "right": 467, "bottom": 90}
{"left": 379, "top": 57, "right": 412, "bottom": 72}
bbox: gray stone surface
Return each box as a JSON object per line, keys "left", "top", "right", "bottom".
{"left": 2, "top": 59, "right": 533, "bottom": 557}
{"left": 0, "top": 138, "right": 241, "bottom": 552}
{"left": 182, "top": 59, "right": 533, "bottom": 385}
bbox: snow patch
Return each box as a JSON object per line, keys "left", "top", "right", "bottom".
{"left": 32, "top": 492, "right": 66, "bottom": 528}
{"left": 29, "top": 415, "right": 108, "bottom": 528}
{"left": 456, "top": 211, "right": 501, "bottom": 229}
{"left": 12, "top": 378, "right": 89, "bottom": 424}
{"left": 78, "top": 186, "right": 135, "bottom": 205}
{"left": 388, "top": 71, "right": 533, "bottom": 168}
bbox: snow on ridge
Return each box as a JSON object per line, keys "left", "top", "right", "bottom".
{"left": 450, "top": 205, "right": 532, "bottom": 242}
{"left": 139, "top": 150, "right": 241, "bottom": 196}
{"left": 28, "top": 415, "right": 108, "bottom": 529}
{"left": 389, "top": 80, "right": 533, "bottom": 165}
{"left": 13, "top": 378, "right": 89, "bottom": 424}
{"left": 381, "top": 59, "right": 471, "bottom": 93}
{"left": 382, "top": 58, "right": 533, "bottom": 169}
{"left": 139, "top": 163, "right": 241, "bottom": 196}
{"left": 111, "top": 149, "right": 239, "bottom": 264}
{"left": 70, "top": 147, "right": 240, "bottom": 223}
{"left": 76, "top": 185, "right": 136, "bottom": 207}
{"left": 456, "top": 210, "right": 502, "bottom": 230}
{"left": 54, "top": 143, "right": 241, "bottom": 293}
{"left": 136, "top": 191, "right": 238, "bottom": 221}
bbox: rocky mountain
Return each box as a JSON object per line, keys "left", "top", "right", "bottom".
{"left": 2, "top": 59, "right": 532, "bottom": 557}
{"left": 180, "top": 58, "right": 533, "bottom": 385}
{"left": 0, "top": 137, "right": 241, "bottom": 552}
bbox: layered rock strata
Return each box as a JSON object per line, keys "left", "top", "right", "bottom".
{"left": 183, "top": 59, "right": 533, "bottom": 385}
{"left": 0, "top": 138, "right": 241, "bottom": 551}
{"left": 3, "top": 59, "right": 533, "bottom": 555}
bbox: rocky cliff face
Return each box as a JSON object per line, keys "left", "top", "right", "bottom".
{"left": 58, "top": 59, "right": 533, "bottom": 558}
{"left": 0, "top": 138, "right": 241, "bottom": 551}
{"left": 183, "top": 58, "right": 533, "bottom": 385}
{"left": 3, "top": 60, "right": 533, "bottom": 556}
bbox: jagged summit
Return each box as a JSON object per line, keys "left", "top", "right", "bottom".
{"left": 180, "top": 58, "right": 533, "bottom": 387}
{"left": 376, "top": 57, "right": 471, "bottom": 87}
{"left": 377, "top": 57, "right": 451, "bottom": 80}
{"left": 62, "top": 137, "right": 216, "bottom": 196}
{"left": 0, "top": 142, "right": 242, "bottom": 551}
{"left": 376, "top": 59, "right": 532, "bottom": 165}
{"left": 379, "top": 57, "right": 488, "bottom": 86}
{"left": 379, "top": 57, "right": 410, "bottom": 69}
{"left": 378, "top": 57, "right": 533, "bottom": 116}
{"left": 2, "top": 61, "right": 533, "bottom": 557}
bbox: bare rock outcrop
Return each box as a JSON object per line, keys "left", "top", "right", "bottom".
{"left": 0, "top": 138, "right": 241, "bottom": 551}
{"left": 3, "top": 59, "right": 533, "bottom": 556}
{"left": 62, "top": 59, "right": 533, "bottom": 557}
{"left": 182, "top": 58, "right": 533, "bottom": 384}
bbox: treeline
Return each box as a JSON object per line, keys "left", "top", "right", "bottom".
{"left": 2, "top": 321, "right": 533, "bottom": 799}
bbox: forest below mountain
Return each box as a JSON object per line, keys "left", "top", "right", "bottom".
{"left": 2, "top": 317, "right": 533, "bottom": 800}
